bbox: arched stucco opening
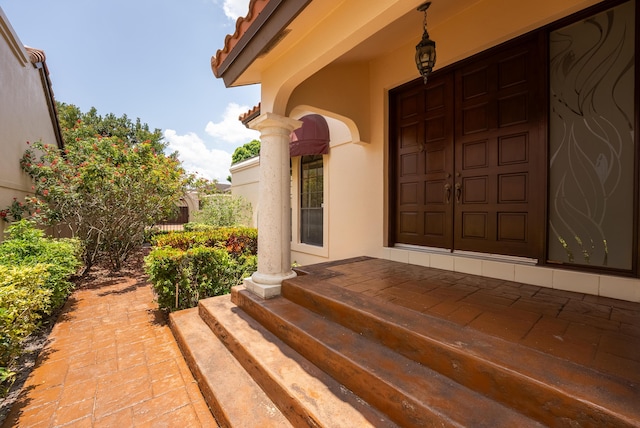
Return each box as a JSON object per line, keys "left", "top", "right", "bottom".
{"left": 289, "top": 105, "right": 360, "bottom": 147}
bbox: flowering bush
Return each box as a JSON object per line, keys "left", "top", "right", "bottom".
{"left": 6, "top": 103, "right": 191, "bottom": 271}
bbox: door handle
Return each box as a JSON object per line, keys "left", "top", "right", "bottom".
{"left": 455, "top": 182, "right": 462, "bottom": 203}
{"left": 444, "top": 183, "right": 451, "bottom": 204}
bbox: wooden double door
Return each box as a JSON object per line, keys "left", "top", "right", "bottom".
{"left": 391, "top": 34, "right": 545, "bottom": 259}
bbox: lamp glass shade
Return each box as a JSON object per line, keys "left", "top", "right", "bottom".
{"left": 415, "top": 35, "right": 436, "bottom": 83}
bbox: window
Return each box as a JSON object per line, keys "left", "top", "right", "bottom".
{"left": 300, "top": 155, "right": 323, "bottom": 246}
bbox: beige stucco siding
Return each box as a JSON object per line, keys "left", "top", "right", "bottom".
{"left": 230, "top": 156, "right": 260, "bottom": 227}
{"left": 277, "top": 0, "right": 606, "bottom": 264}
{"left": 225, "top": 0, "right": 640, "bottom": 301}
{"left": 0, "top": 8, "right": 60, "bottom": 237}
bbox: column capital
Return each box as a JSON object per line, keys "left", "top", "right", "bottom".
{"left": 248, "top": 112, "right": 302, "bottom": 133}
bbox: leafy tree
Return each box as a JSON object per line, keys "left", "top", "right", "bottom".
{"left": 231, "top": 139, "right": 260, "bottom": 165}
{"left": 191, "top": 176, "right": 221, "bottom": 198}
{"left": 56, "top": 102, "right": 166, "bottom": 153}
{"left": 11, "top": 103, "right": 191, "bottom": 271}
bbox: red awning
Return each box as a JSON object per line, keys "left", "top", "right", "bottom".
{"left": 290, "top": 114, "right": 330, "bottom": 157}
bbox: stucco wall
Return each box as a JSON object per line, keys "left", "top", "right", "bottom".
{"left": 230, "top": 156, "right": 260, "bottom": 227}
{"left": 288, "top": 114, "right": 384, "bottom": 266}
{"left": 233, "top": 0, "right": 640, "bottom": 301}
{"left": 0, "top": 8, "right": 59, "bottom": 238}
{"left": 279, "top": 0, "right": 605, "bottom": 266}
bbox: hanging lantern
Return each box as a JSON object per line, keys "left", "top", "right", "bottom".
{"left": 415, "top": 2, "right": 436, "bottom": 84}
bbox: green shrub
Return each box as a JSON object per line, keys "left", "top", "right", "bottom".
{"left": 182, "top": 222, "right": 216, "bottom": 232}
{"left": 0, "top": 264, "right": 52, "bottom": 393}
{"left": 0, "top": 221, "right": 81, "bottom": 394}
{"left": 0, "top": 221, "right": 81, "bottom": 309}
{"left": 145, "top": 246, "right": 256, "bottom": 311}
{"left": 152, "top": 227, "right": 257, "bottom": 253}
{"left": 193, "top": 194, "right": 252, "bottom": 227}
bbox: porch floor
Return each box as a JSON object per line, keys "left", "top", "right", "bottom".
{"left": 296, "top": 257, "right": 640, "bottom": 385}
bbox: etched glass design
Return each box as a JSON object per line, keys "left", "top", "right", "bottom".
{"left": 548, "top": 1, "right": 635, "bottom": 269}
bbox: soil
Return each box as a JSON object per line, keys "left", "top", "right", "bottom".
{"left": 0, "top": 247, "right": 152, "bottom": 425}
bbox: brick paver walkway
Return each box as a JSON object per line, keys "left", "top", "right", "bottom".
{"left": 2, "top": 274, "right": 217, "bottom": 427}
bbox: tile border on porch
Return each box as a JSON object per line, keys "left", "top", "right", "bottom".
{"left": 382, "top": 247, "right": 640, "bottom": 303}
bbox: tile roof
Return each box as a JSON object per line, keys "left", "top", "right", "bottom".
{"left": 239, "top": 102, "right": 261, "bottom": 126}
{"left": 23, "top": 46, "right": 64, "bottom": 149}
{"left": 211, "top": 0, "right": 270, "bottom": 77}
{"left": 25, "top": 46, "right": 46, "bottom": 64}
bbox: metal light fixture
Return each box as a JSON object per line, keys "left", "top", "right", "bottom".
{"left": 415, "top": 2, "right": 436, "bottom": 84}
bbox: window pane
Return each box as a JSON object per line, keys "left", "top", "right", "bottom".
{"left": 301, "top": 208, "right": 323, "bottom": 246}
{"left": 301, "top": 155, "right": 324, "bottom": 246}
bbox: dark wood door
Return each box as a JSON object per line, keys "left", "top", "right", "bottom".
{"left": 391, "top": 34, "right": 544, "bottom": 259}
{"left": 453, "top": 36, "right": 543, "bottom": 257}
{"left": 393, "top": 74, "right": 454, "bottom": 248}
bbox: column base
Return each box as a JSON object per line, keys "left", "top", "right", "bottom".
{"left": 244, "top": 270, "right": 297, "bottom": 299}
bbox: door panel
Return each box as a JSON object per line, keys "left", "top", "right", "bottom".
{"left": 454, "top": 36, "right": 542, "bottom": 258}
{"left": 393, "top": 74, "right": 454, "bottom": 247}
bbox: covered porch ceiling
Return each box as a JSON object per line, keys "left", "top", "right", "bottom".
{"left": 213, "top": 0, "right": 601, "bottom": 92}
{"left": 215, "top": 0, "right": 482, "bottom": 87}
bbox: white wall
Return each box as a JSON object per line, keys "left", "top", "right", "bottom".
{"left": 230, "top": 156, "right": 260, "bottom": 227}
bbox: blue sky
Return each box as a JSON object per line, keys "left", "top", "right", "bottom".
{"left": 1, "top": 0, "right": 261, "bottom": 182}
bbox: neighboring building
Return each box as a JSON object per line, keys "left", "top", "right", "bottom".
{"left": 0, "top": 7, "right": 63, "bottom": 238}
{"left": 230, "top": 155, "right": 260, "bottom": 227}
{"left": 213, "top": 0, "right": 640, "bottom": 302}
{"left": 215, "top": 183, "right": 231, "bottom": 193}
{"left": 156, "top": 192, "right": 201, "bottom": 231}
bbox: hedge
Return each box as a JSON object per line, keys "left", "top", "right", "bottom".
{"left": 0, "top": 221, "right": 81, "bottom": 394}
{"left": 0, "top": 264, "right": 52, "bottom": 391}
{"left": 151, "top": 227, "right": 257, "bottom": 254}
{"left": 145, "top": 227, "right": 258, "bottom": 311}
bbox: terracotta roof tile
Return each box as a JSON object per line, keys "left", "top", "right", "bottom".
{"left": 211, "top": 0, "right": 270, "bottom": 77}
{"left": 24, "top": 46, "right": 46, "bottom": 64}
{"left": 240, "top": 103, "right": 261, "bottom": 126}
{"left": 23, "top": 46, "right": 64, "bottom": 149}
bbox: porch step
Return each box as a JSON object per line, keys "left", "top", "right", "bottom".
{"left": 233, "top": 287, "right": 544, "bottom": 428}
{"left": 197, "top": 296, "right": 398, "bottom": 428}
{"left": 169, "top": 308, "right": 292, "bottom": 427}
{"left": 171, "top": 275, "right": 640, "bottom": 427}
{"left": 279, "top": 275, "right": 640, "bottom": 427}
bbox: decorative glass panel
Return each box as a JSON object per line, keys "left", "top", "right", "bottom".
{"left": 548, "top": 1, "right": 635, "bottom": 269}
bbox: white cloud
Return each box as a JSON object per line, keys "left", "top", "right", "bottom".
{"left": 223, "top": 0, "right": 249, "bottom": 20}
{"left": 205, "top": 102, "right": 260, "bottom": 145}
{"left": 164, "top": 129, "right": 233, "bottom": 183}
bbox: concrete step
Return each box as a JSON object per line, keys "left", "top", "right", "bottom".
{"left": 233, "top": 287, "right": 545, "bottom": 428}
{"left": 280, "top": 276, "right": 640, "bottom": 427}
{"left": 169, "top": 308, "right": 292, "bottom": 428}
{"left": 197, "top": 295, "right": 398, "bottom": 428}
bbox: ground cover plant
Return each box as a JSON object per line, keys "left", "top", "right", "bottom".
{"left": 0, "top": 221, "right": 81, "bottom": 395}
{"left": 145, "top": 227, "right": 257, "bottom": 311}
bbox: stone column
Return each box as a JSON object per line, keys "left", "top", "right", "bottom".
{"left": 244, "top": 112, "right": 302, "bottom": 299}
